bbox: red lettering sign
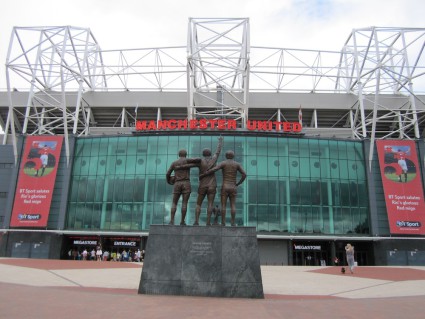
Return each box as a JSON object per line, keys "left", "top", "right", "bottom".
{"left": 135, "top": 119, "right": 302, "bottom": 133}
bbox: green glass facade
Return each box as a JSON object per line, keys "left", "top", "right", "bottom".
{"left": 66, "top": 135, "right": 369, "bottom": 235}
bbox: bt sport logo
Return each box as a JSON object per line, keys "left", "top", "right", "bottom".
{"left": 17, "top": 214, "right": 41, "bottom": 221}
{"left": 396, "top": 220, "right": 421, "bottom": 228}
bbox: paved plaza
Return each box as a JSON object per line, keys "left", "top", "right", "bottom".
{"left": 0, "top": 258, "right": 424, "bottom": 318}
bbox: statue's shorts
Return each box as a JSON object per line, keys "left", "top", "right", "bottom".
{"left": 198, "top": 185, "right": 217, "bottom": 195}
{"left": 221, "top": 185, "right": 237, "bottom": 196}
{"left": 173, "top": 181, "right": 191, "bottom": 194}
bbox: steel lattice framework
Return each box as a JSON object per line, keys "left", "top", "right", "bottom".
{"left": 4, "top": 26, "right": 105, "bottom": 162}
{"left": 2, "top": 21, "right": 425, "bottom": 165}
{"left": 338, "top": 28, "right": 425, "bottom": 139}
{"left": 187, "top": 18, "right": 250, "bottom": 124}
{"left": 336, "top": 27, "right": 425, "bottom": 166}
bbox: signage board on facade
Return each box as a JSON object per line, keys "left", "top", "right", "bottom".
{"left": 73, "top": 240, "right": 98, "bottom": 246}
{"left": 135, "top": 119, "right": 302, "bottom": 133}
{"left": 293, "top": 244, "right": 322, "bottom": 251}
{"left": 376, "top": 140, "right": 425, "bottom": 235}
{"left": 10, "top": 136, "right": 63, "bottom": 228}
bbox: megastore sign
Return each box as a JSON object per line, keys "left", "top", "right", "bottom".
{"left": 293, "top": 244, "right": 322, "bottom": 251}
{"left": 135, "top": 119, "right": 302, "bottom": 133}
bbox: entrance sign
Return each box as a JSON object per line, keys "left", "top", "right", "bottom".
{"left": 10, "top": 136, "right": 63, "bottom": 228}
{"left": 376, "top": 140, "right": 425, "bottom": 234}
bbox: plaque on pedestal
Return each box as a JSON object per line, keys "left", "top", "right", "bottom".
{"left": 138, "top": 225, "right": 264, "bottom": 298}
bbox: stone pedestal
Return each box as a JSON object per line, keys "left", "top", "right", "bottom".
{"left": 138, "top": 225, "right": 264, "bottom": 298}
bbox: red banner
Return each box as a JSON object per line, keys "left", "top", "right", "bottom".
{"left": 376, "top": 140, "right": 425, "bottom": 234}
{"left": 10, "top": 136, "right": 63, "bottom": 227}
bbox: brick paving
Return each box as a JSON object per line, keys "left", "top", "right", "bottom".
{"left": 309, "top": 265, "right": 425, "bottom": 281}
{"left": 0, "top": 258, "right": 424, "bottom": 319}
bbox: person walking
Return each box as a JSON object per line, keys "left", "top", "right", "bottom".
{"left": 345, "top": 243, "right": 355, "bottom": 274}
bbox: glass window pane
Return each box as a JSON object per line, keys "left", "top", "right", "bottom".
{"left": 268, "top": 138, "right": 278, "bottom": 156}
{"left": 311, "top": 180, "right": 321, "bottom": 204}
{"left": 337, "top": 141, "right": 348, "bottom": 159}
{"left": 82, "top": 203, "right": 93, "bottom": 229}
{"left": 257, "top": 180, "right": 268, "bottom": 204}
{"left": 310, "top": 158, "right": 321, "bottom": 178}
{"left": 146, "top": 155, "right": 158, "bottom": 174}
{"left": 356, "top": 161, "right": 366, "bottom": 180}
{"left": 354, "top": 142, "right": 365, "bottom": 161}
{"left": 126, "top": 156, "right": 136, "bottom": 175}
{"left": 78, "top": 178, "right": 88, "bottom": 201}
{"left": 98, "top": 139, "right": 109, "bottom": 156}
{"left": 257, "top": 156, "right": 268, "bottom": 176}
{"left": 290, "top": 179, "right": 300, "bottom": 204}
{"left": 127, "top": 138, "right": 137, "bottom": 155}
{"left": 299, "top": 158, "right": 310, "bottom": 178}
{"left": 330, "top": 160, "right": 340, "bottom": 179}
{"left": 289, "top": 158, "right": 300, "bottom": 177}
{"left": 155, "top": 155, "right": 167, "bottom": 176}
{"left": 113, "top": 177, "right": 125, "bottom": 202}
{"left": 320, "top": 181, "right": 329, "bottom": 205}
{"left": 268, "top": 157, "right": 279, "bottom": 177}
{"left": 277, "top": 138, "right": 288, "bottom": 156}
{"left": 318, "top": 140, "right": 330, "bottom": 159}
{"left": 95, "top": 178, "right": 105, "bottom": 202}
{"left": 278, "top": 180, "right": 288, "bottom": 204}
{"left": 329, "top": 140, "right": 339, "bottom": 159}
{"left": 135, "top": 154, "right": 146, "bottom": 175}
{"left": 247, "top": 138, "right": 257, "bottom": 156}
{"left": 90, "top": 139, "right": 100, "bottom": 156}
{"left": 246, "top": 156, "right": 258, "bottom": 176}
{"left": 122, "top": 178, "right": 135, "bottom": 202}
{"left": 86, "top": 179, "right": 96, "bottom": 201}
{"left": 92, "top": 203, "right": 101, "bottom": 229}
{"left": 300, "top": 180, "right": 311, "bottom": 205}
{"left": 288, "top": 138, "right": 299, "bottom": 156}
{"left": 289, "top": 206, "right": 302, "bottom": 233}
{"left": 78, "top": 157, "right": 89, "bottom": 175}
{"left": 87, "top": 157, "right": 97, "bottom": 176}
{"left": 339, "top": 159, "right": 349, "bottom": 179}
{"left": 298, "top": 139, "right": 309, "bottom": 158}
{"left": 321, "top": 206, "right": 330, "bottom": 234}
{"left": 358, "top": 181, "right": 369, "bottom": 206}
{"left": 66, "top": 135, "right": 369, "bottom": 236}
{"left": 340, "top": 182, "right": 350, "bottom": 206}
{"left": 97, "top": 157, "right": 107, "bottom": 175}
{"left": 66, "top": 203, "right": 76, "bottom": 228}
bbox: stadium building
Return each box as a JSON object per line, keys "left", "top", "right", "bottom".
{"left": 1, "top": 19, "right": 425, "bottom": 265}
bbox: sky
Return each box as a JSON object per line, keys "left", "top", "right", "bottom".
{"left": 0, "top": 0, "right": 424, "bottom": 90}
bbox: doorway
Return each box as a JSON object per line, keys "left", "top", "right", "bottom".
{"left": 293, "top": 250, "right": 328, "bottom": 266}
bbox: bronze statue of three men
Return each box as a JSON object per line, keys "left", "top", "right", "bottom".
{"left": 166, "top": 137, "right": 246, "bottom": 226}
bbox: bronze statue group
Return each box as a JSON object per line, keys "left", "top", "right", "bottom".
{"left": 166, "top": 137, "right": 246, "bottom": 227}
